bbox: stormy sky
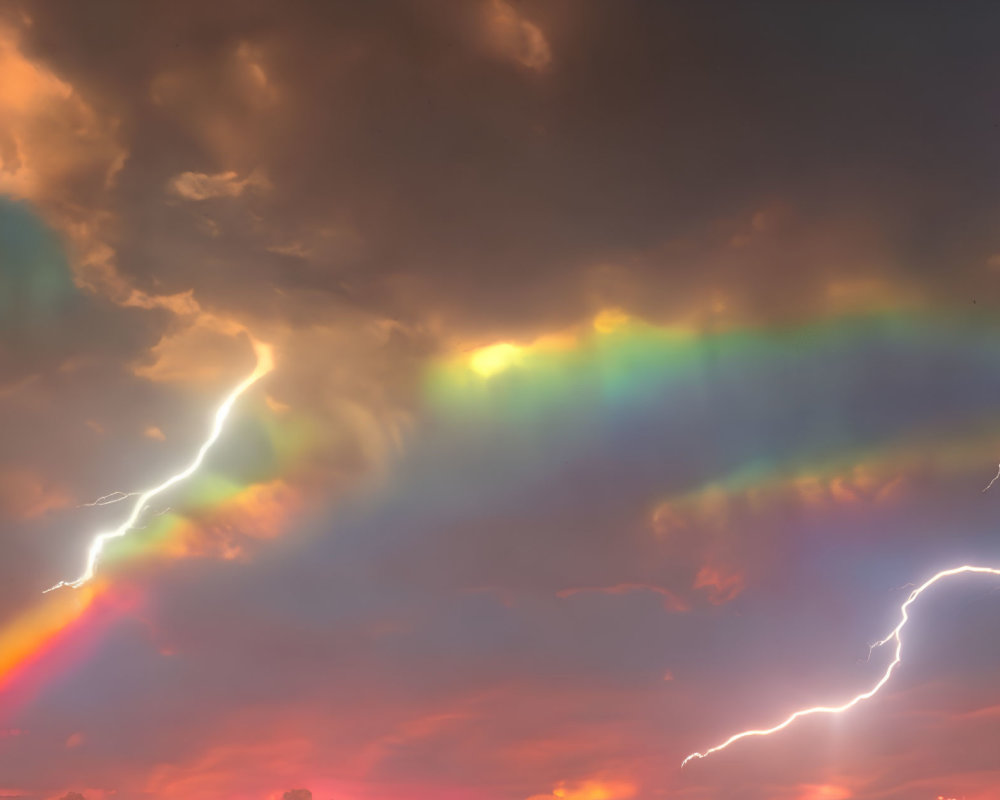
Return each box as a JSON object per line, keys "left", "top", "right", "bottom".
{"left": 2, "top": 2, "right": 1000, "bottom": 798}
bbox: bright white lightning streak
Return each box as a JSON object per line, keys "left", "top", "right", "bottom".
{"left": 681, "top": 564, "right": 1000, "bottom": 767}
{"left": 44, "top": 340, "right": 274, "bottom": 593}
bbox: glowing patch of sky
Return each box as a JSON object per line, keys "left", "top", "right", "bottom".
{"left": 424, "top": 310, "right": 1000, "bottom": 505}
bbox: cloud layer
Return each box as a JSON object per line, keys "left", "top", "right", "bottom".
{"left": 2, "top": 2, "right": 1000, "bottom": 799}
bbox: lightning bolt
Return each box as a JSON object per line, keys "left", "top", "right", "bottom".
{"left": 983, "top": 464, "right": 1000, "bottom": 492}
{"left": 44, "top": 339, "right": 275, "bottom": 593}
{"left": 681, "top": 564, "right": 1000, "bottom": 767}
{"left": 77, "top": 491, "right": 140, "bottom": 508}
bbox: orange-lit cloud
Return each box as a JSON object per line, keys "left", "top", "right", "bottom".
{"left": 557, "top": 583, "right": 690, "bottom": 612}
{"left": 651, "top": 462, "right": 911, "bottom": 542}
{"left": 144, "top": 426, "right": 166, "bottom": 441}
{"left": 0, "top": 23, "right": 126, "bottom": 293}
{"left": 483, "top": 0, "right": 552, "bottom": 71}
{"left": 167, "top": 169, "right": 269, "bottom": 201}
{"left": 143, "top": 737, "right": 312, "bottom": 799}
{"left": 693, "top": 564, "right": 745, "bottom": 605}
{"left": 164, "top": 479, "right": 304, "bottom": 563}
{"left": 526, "top": 778, "right": 637, "bottom": 800}
{"left": 0, "top": 466, "right": 72, "bottom": 519}
{"left": 0, "top": 25, "right": 124, "bottom": 204}
{"left": 795, "top": 785, "right": 852, "bottom": 800}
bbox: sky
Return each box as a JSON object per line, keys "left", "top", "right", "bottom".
{"left": 1, "top": 1, "right": 1000, "bottom": 798}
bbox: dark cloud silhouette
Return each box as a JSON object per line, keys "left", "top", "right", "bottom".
{"left": 16, "top": 0, "right": 1000, "bottom": 339}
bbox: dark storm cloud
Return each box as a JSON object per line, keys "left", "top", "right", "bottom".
{"left": 15, "top": 1, "right": 1000, "bottom": 339}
